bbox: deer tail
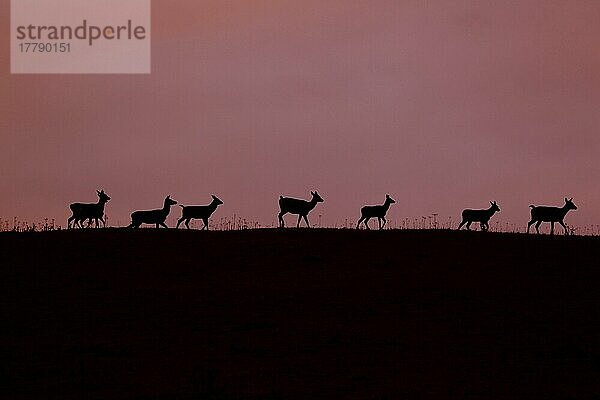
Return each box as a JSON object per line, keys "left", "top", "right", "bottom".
{"left": 178, "top": 205, "right": 185, "bottom": 208}
{"left": 280, "top": 195, "right": 284, "bottom": 200}
{"left": 529, "top": 205, "right": 535, "bottom": 209}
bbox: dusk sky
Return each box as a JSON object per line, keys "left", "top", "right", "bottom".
{"left": 1, "top": 0, "right": 599, "bottom": 230}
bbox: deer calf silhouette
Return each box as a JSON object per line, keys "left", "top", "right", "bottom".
{"left": 527, "top": 197, "right": 577, "bottom": 235}
{"left": 128, "top": 195, "right": 178, "bottom": 228}
{"left": 278, "top": 191, "right": 324, "bottom": 228}
{"left": 176, "top": 195, "right": 224, "bottom": 230}
{"left": 68, "top": 190, "right": 111, "bottom": 229}
{"left": 457, "top": 201, "right": 500, "bottom": 231}
{"left": 357, "top": 194, "right": 395, "bottom": 230}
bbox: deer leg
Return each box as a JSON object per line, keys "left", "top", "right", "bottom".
{"left": 535, "top": 221, "right": 542, "bottom": 234}
{"left": 67, "top": 216, "right": 74, "bottom": 229}
{"left": 378, "top": 217, "right": 382, "bottom": 230}
{"left": 185, "top": 219, "right": 191, "bottom": 229}
{"left": 176, "top": 218, "right": 184, "bottom": 229}
{"left": 203, "top": 218, "right": 209, "bottom": 230}
{"left": 550, "top": 221, "right": 555, "bottom": 235}
{"left": 357, "top": 216, "right": 365, "bottom": 229}
{"left": 296, "top": 214, "right": 302, "bottom": 228}
{"left": 94, "top": 218, "right": 100, "bottom": 228}
{"left": 466, "top": 221, "right": 472, "bottom": 231}
{"left": 100, "top": 216, "right": 106, "bottom": 227}
{"left": 160, "top": 222, "right": 169, "bottom": 229}
{"left": 278, "top": 212, "right": 286, "bottom": 228}
{"left": 527, "top": 220, "right": 535, "bottom": 233}
{"left": 457, "top": 220, "right": 466, "bottom": 230}
{"left": 364, "top": 217, "right": 371, "bottom": 230}
{"left": 303, "top": 215, "right": 310, "bottom": 228}
{"left": 559, "top": 220, "right": 568, "bottom": 235}
{"left": 381, "top": 217, "right": 387, "bottom": 229}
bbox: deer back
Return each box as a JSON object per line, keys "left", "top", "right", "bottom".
{"left": 279, "top": 197, "right": 312, "bottom": 214}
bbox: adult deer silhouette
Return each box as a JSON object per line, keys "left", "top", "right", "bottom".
{"left": 176, "top": 195, "right": 223, "bottom": 230}
{"left": 357, "top": 194, "right": 395, "bottom": 230}
{"left": 67, "top": 190, "right": 111, "bottom": 229}
{"left": 457, "top": 201, "right": 500, "bottom": 231}
{"left": 527, "top": 197, "right": 577, "bottom": 235}
{"left": 128, "top": 196, "right": 178, "bottom": 229}
{"left": 278, "top": 191, "right": 324, "bottom": 228}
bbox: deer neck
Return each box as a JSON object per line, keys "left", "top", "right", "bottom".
{"left": 208, "top": 200, "right": 219, "bottom": 212}
{"left": 307, "top": 198, "right": 319, "bottom": 211}
{"left": 560, "top": 205, "right": 571, "bottom": 217}
{"left": 97, "top": 199, "right": 108, "bottom": 212}
{"left": 487, "top": 206, "right": 496, "bottom": 216}
{"left": 162, "top": 202, "right": 172, "bottom": 214}
{"left": 382, "top": 200, "right": 392, "bottom": 211}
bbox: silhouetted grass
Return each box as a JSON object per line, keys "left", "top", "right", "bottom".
{"left": 2, "top": 215, "right": 599, "bottom": 236}
{"left": 0, "top": 217, "right": 59, "bottom": 233}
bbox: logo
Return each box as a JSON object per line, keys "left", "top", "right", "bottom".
{"left": 11, "top": 0, "right": 151, "bottom": 74}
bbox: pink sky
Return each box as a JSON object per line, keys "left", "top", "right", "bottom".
{"left": 1, "top": 0, "right": 599, "bottom": 230}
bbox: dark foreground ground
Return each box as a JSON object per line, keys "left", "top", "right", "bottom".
{"left": 1, "top": 229, "right": 599, "bottom": 399}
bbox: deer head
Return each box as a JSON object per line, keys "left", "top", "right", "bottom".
{"left": 97, "top": 190, "right": 111, "bottom": 203}
{"left": 165, "top": 195, "right": 178, "bottom": 206}
{"left": 489, "top": 201, "right": 500, "bottom": 213}
{"left": 311, "top": 191, "right": 324, "bottom": 203}
{"left": 385, "top": 194, "right": 396, "bottom": 204}
{"left": 564, "top": 197, "right": 577, "bottom": 210}
{"left": 211, "top": 195, "right": 224, "bottom": 206}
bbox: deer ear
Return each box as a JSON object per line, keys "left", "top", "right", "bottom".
{"left": 565, "top": 197, "right": 568, "bottom": 202}
{"left": 570, "top": 197, "right": 573, "bottom": 202}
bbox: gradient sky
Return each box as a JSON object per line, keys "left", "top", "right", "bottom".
{"left": 1, "top": 0, "right": 599, "bottom": 230}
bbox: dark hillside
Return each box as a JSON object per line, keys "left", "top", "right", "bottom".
{"left": 1, "top": 229, "right": 599, "bottom": 399}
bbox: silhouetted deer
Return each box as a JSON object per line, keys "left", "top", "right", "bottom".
{"left": 128, "top": 195, "right": 178, "bottom": 229}
{"left": 457, "top": 201, "right": 500, "bottom": 232}
{"left": 527, "top": 197, "right": 577, "bottom": 235}
{"left": 356, "top": 194, "right": 395, "bottom": 230}
{"left": 176, "top": 195, "right": 224, "bottom": 230}
{"left": 67, "top": 190, "right": 111, "bottom": 229}
{"left": 278, "top": 191, "right": 324, "bottom": 228}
